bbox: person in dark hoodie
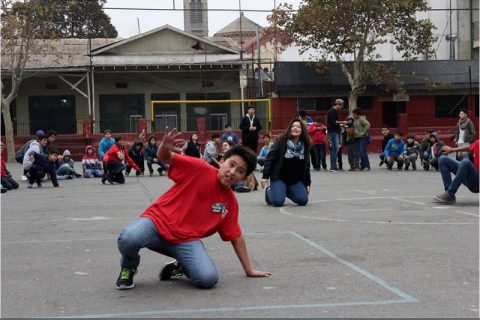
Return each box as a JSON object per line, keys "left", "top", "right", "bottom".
{"left": 183, "top": 133, "right": 202, "bottom": 158}
{"left": 82, "top": 146, "right": 104, "bottom": 178}
{"left": 428, "top": 132, "right": 445, "bottom": 171}
{"left": 144, "top": 135, "right": 167, "bottom": 176}
{"left": 56, "top": 149, "right": 82, "bottom": 179}
{"left": 102, "top": 136, "right": 142, "bottom": 184}
{"left": 27, "top": 148, "right": 59, "bottom": 188}
{"left": 379, "top": 125, "right": 394, "bottom": 167}
{"left": 125, "top": 140, "right": 145, "bottom": 176}
{"left": 261, "top": 118, "right": 312, "bottom": 207}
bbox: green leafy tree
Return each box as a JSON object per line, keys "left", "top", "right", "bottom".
{"left": 1, "top": 0, "right": 56, "bottom": 160}
{"left": 1, "top": 0, "right": 117, "bottom": 160}
{"left": 268, "top": 0, "right": 436, "bottom": 112}
{"left": 39, "top": 0, "right": 118, "bottom": 39}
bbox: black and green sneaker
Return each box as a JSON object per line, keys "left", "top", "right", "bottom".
{"left": 159, "top": 261, "right": 184, "bottom": 281}
{"left": 116, "top": 267, "right": 137, "bottom": 290}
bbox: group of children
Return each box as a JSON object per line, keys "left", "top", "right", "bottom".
{"left": 379, "top": 127, "right": 453, "bottom": 171}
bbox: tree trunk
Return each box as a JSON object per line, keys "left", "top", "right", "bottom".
{"left": 1, "top": 98, "right": 16, "bottom": 162}
{"left": 348, "top": 91, "right": 358, "bottom": 115}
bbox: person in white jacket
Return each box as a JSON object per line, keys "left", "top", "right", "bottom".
{"left": 22, "top": 134, "right": 48, "bottom": 171}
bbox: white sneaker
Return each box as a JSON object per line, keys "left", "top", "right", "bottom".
{"left": 21, "top": 175, "right": 28, "bottom": 181}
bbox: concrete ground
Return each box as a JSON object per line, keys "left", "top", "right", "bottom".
{"left": 1, "top": 153, "right": 478, "bottom": 318}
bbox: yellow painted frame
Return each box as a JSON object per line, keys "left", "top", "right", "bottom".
{"left": 150, "top": 98, "right": 272, "bottom": 133}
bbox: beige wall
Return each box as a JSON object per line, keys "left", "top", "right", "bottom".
{"left": 13, "top": 70, "right": 241, "bottom": 135}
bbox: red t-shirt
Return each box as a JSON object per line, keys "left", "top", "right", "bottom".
{"left": 469, "top": 140, "right": 479, "bottom": 171}
{"left": 141, "top": 153, "right": 241, "bottom": 244}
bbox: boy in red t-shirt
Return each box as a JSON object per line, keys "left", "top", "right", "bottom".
{"left": 116, "top": 129, "right": 271, "bottom": 290}
{"left": 432, "top": 140, "right": 479, "bottom": 204}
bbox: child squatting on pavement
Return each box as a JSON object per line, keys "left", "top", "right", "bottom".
{"left": 115, "top": 129, "right": 271, "bottom": 290}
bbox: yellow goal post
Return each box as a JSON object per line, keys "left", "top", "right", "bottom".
{"left": 150, "top": 98, "right": 272, "bottom": 134}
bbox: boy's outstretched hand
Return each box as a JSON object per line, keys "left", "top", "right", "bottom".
{"left": 158, "top": 129, "right": 185, "bottom": 164}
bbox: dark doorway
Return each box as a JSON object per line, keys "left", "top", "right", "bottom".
{"left": 99, "top": 95, "right": 145, "bottom": 133}
{"left": 382, "top": 101, "right": 406, "bottom": 128}
{"left": 29, "top": 96, "right": 76, "bottom": 134}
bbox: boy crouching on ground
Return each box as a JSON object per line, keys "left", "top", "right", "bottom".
{"left": 27, "top": 148, "right": 60, "bottom": 188}
{"left": 116, "top": 129, "right": 271, "bottom": 290}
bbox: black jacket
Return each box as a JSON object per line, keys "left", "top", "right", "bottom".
{"left": 30, "top": 152, "right": 58, "bottom": 186}
{"left": 262, "top": 142, "right": 311, "bottom": 187}
{"left": 128, "top": 141, "right": 145, "bottom": 166}
{"left": 239, "top": 115, "right": 262, "bottom": 139}
{"left": 326, "top": 107, "right": 340, "bottom": 133}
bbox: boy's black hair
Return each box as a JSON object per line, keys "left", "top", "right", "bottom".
{"left": 425, "top": 129, "right": 433, "bottom": 134}
{"left": 223, "top": 145, "right": 257, "bottom": 176}
{"left": 315, "top": 115, "right": 323, "bottom": 123}
{"left": 381, "top": 124, "right": 389, "bottom": 129}
{"left": 395, "top": 131, "right": 403, "bottom": 136}
{"left": 49, "top": 147, "right": 60, "bottom": 155}
{"left": 459, "top": 108, "right": 468, "bottom": 114}
{"left": 224, "top": 124, "right": 232, "bottom": 128}
{"left": 37, "top": 134, "right": 47, "bottom": 141}
{"left": 407, "top": 133, "right": 416, "bottom": 140}
{"left": 211, "top": 133, "right": 220, "bottom": 140}
{"left": 115, "top": 136, "right": 124, "bottom": 143}
{"left": 46, "top": 130, "right": 58, "bottom": 137}
{"left": 299, "top": 110, "right": 307, "bottom": 117}
{"left": 352, "top": 108, "right": 362, "bottom": 114}
{"left": 247, "top": 105, "right": 255, "bottom": 110}
{"left": 104, "top": 129, "right": 111, "bottom": 135}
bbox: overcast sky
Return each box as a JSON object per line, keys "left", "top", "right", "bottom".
{"left": 104, "top": 0, "right": 302, "bottom": 38}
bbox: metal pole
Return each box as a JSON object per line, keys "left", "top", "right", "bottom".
{"left": 256, "top": 24, "right": 263, "bottom": 97}
{"left": 239, "top": 0, "right": 243, "bottom": 61}
{"left": 468, "top": 65, "right": 472, "bottom": 115}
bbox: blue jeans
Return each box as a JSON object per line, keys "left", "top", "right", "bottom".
{"left": 356, "top": 136, "right": 370, "bottom": 169}
{"left": 438, "top": 156, "right": 479, "bottom": 196}
{"left": 117, "top": 217, "right": 219, "bottom": 289}
{"left": 266, "top": 179, "right": 308, "bottom": 207}
{"left": 56, "top": 164, "right": 76, "bottom": 176}
{"left": 328, "top": 132, "right": 340, "bottom": 170}
{"left": 84, "top": 168, "right": 104, "bottom": 178}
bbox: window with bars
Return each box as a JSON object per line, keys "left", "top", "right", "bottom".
{"left": 435, "top": 95, "right": 468, "bottom": 118}
{"left": 190, "top": 1, "right": 203, "bottom": 24}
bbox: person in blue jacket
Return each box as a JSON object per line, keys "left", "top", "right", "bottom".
{"left": 384, "top": 131, "right": 405, "bottom": 170}
{"left": 144, "top": 135, "right": 167, "bottom": 176}
{"left": 98, "top": 129, "right": 116, "bottom": 161}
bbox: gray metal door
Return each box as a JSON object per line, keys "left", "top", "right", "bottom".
{"left": 155, "top": 113, "right": 178, "bottom": 131}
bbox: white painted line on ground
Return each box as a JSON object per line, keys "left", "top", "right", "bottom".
{"left": 353, "top": 189, "right": 376, "bottom": 195}
{"left": 288, "top": 231, "right": 417, "bottom": 303}
{"left": 392, "top": 197, "right": 427, "bottom": 206}
{"left": 455, "top": 211, "right": 480, "bottom": 218}
{"left": 2, "top": 237, "right": 116, "bottom": 244}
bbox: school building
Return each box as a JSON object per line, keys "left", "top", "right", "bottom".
{"left": 1, "top": 25, "right": 478, "bottom": 157}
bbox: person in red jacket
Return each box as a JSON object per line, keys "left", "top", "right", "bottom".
{"left": 308, "top": 116, "right": 327, "bottom": 170}
{"left": 102, "top": 136, "right": 143, "bottom": 184}
{"left": 1, "top": 142, "right": 19, "bottom": 191}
